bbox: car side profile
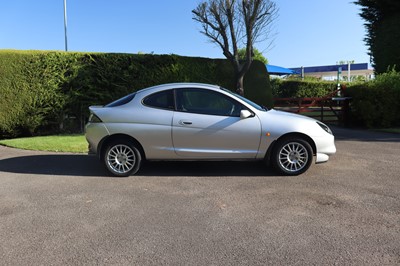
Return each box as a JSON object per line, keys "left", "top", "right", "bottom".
{"left": 85, "top": 83, "right": 336, "bottom": 176}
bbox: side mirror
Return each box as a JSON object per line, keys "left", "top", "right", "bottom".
{"left": 240, "top": 110, "right": 253, "bottom": 119}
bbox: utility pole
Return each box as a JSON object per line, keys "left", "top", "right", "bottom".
{"left": 348, "top": 61, "right": 351, "bottom": 82}
{"left": 337, "top": 67, "right": 342, "bottom": 96}
{"left": 63, "top": 0, "right": 68, "bottom": 51}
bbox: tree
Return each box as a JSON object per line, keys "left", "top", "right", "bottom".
{"left": 238, "top": 47, "right": 268, "bottom": 64}
{"left": 354, "top": 0, "right": 400, "bottom": 73}
{"left": 192, "top": 0, "right": 277, "bottom": 95}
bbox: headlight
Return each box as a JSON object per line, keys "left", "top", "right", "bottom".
{"left": 317, "top": 122, "right": 332, "bottom": 135}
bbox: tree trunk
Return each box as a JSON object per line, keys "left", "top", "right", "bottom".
{"left": 234, "top": 59, "right": 252, "bottom": 96}
{"left": 236, "top": 74, "right": 245, "bottom": 96}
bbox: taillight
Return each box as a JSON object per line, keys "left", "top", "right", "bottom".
{"left": 88, "top": 113, "right": 102, "bottom": 123}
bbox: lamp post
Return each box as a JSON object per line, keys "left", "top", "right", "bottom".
{"left": 337, "top": 66, "right": 342, "bottom": 96}
{"left": 63, "top": 0, "right": 68, "bottom": 51}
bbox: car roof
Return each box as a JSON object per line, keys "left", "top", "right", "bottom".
{"left": 136, "top": 83, "right": 222, "bottom": 95}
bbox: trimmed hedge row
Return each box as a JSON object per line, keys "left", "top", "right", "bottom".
{"left": 0, "top": 51, "right": 76, "bottom": 137}
{"left": 270, "top": 78, "right": 337, "bottom": 98}
{"left": 0, "top": 50, "right": 272, "bottom": 138}
{"left": 345, "top": 70, "right": 400, "bottom": 128}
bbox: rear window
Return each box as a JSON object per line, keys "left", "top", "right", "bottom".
{"left": 105, "top": 93, "right": 136, "bottom": 107}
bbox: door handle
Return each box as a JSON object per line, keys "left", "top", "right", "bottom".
{"left": 179, "top": 120, "right": 192, "bottom": 125}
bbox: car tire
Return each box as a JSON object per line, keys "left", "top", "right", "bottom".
{"left": 272, "top": 137, "right": 313, "bottom": 176}
{"left": 103, "top": 140, "right": 142, "bottom": 177}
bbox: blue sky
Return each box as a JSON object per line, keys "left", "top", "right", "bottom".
{"left": 0, "top": 0, "right": 369, "bottom": 68}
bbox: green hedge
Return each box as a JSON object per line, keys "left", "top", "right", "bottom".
{"left": 271, "top": 78, "right": 337, "bottom": 98}
{"left": 244, "top": 60, "right": 273, "bottom": 108}
{"left": 0, "top": 50, "right": 271, "bottom": 138}
{"left": 345, "top": 70, "right": 400, "bottom": 128}
{"left": 0, "top": 51, "right": 79, "bottom": 137}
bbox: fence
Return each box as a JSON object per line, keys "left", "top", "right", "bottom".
{"left": 273, "top": 89, "right": 351, "bottom": 125}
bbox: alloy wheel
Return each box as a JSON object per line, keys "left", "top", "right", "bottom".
{"left": 106, "top": 144, "right": 136, "bottom": 175}
{"left": 278, "top": 142, "right": 309, "bottom": 173}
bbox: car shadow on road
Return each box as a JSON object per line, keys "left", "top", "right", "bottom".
{"left": 0, "top": 154, "right": 274, "bottom": 177}
{"left": 140, "top": 161, "right": 274, "bottom": 176}
{"left": 0, "top": 155, "right": 105, "bottom": 177}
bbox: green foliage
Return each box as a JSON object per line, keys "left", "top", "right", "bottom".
{"left": 238, "top": 48, "right": 268, "bottom": 65}
{"left": 345, "top": 69, "right": 400, "bottom": 128}
{"left": 270, "top": 78, "right": 337, "bottom": 98}
{"left": 0, "top": 50, "right": 271, "bottom": 138}
{"left": 0, "top": 51, "right": 80, "bottom": 136}
{"left": 354, "top": 0, "right": 400, "bottom": 73}
{"left": 244, "top": 60, "right": 273, "bottom": 108}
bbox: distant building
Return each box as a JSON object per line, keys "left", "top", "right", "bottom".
{"left": 290, "top": 63, "right": 374, "bottom": 81}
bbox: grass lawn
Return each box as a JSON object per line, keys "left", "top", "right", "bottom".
{"left": 375, "top": 128, "right": 400, "bottom": 134}
{"left": 0, "top": 135, "right": 87, "bottom": 153}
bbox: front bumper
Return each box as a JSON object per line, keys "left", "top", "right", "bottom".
{"left": 314, "top": 134, "right": 336, "bottom": 163}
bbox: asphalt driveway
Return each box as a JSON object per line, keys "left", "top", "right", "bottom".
{"left": 0, "top": 127, "right": 399, "bottom": 265}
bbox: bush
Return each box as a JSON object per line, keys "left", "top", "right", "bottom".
{"left": 271, "top": 78, "right": 337, "bottom": 98}
{"left": 0, "top": 51, "right": 81, "bottom": 137}
{"left": 0, "top": 51, "right": 271, "bottom": 138}
{"left": 244, "top": 60, "right": 273, "bottom": 108}
{"left": 346, "top": 69, "right": 400, "bottom": 128}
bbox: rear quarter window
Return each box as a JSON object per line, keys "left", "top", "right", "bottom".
{"left": 105, "top": 93, "right": 136, "bottom": 107}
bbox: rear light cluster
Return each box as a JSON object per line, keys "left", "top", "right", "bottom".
{"left": 88, "top": 113, "right": 102, "bottom": 123}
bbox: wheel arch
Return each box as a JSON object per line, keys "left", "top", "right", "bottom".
{"left": 264, "top": 132, "right": 317, "bottom": 164}
{"left": 98, "top": 134, "right": 146, "bottom": 161}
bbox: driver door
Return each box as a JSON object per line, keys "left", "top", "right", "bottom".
{"left": 172, "top": 88, "right": 262, "bottom": 159}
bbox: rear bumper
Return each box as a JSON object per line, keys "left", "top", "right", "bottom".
{"left": 85, "top": 123, "right": 110, "bottom": 156}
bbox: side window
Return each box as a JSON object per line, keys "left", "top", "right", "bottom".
{"left": 106, "top": 93, "right": 136, "bottom": 107}
{"left": 143, "top": 90, "right": 174, "bottom": 110}
{"left": 177, "top": 88, "right": 242, "bottom": 117}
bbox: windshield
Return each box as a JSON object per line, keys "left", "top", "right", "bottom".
{"left": 221, "top": 88, "right": 267, "bottom": 111}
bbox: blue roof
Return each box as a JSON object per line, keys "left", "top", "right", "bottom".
{"left": 266, "top": 64, "right": 298, "bottom": 75}
{"left": 290, "top": 63, "right": 369, "bottom": 74}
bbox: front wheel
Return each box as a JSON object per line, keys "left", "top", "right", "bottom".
{"left": 272, "top": 138, "right": 313, "bottom": 176}
{"left": 103, "top": 141, "right": 142, "bottom": 177}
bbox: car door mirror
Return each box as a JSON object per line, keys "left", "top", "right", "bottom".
{"left": 240, "top": 110, "right": 253, "bottom": 119}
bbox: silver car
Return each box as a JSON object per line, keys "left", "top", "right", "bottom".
{"left": 85, "top": 83, "right": 336, "bottom": 176}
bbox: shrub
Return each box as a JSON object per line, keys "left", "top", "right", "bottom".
{"left": 244, "top": 60, "right": 273, "bottom": 108}
{"left": 271, "top": 78, "right": 337, "bottom": 98}
{"left": 0, "top": 51, "right": 79, "bottom": 136}
{"left": 0, "top": 51, "right": 271, "bottom": 138}
{"left": 346, "top": 69, "right": 400, "bottom": 128}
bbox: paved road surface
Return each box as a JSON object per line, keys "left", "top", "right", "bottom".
{"left": 0, "top": 127, "right": 399, "bottom": 265}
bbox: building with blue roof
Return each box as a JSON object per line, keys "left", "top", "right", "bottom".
{"left": 290, "top": 63, "right": 374, "bottom": 81}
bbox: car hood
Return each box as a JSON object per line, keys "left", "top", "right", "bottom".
{"left": 267, "top": 109, "right": 316, "bottom": 121}
{"left": 257, "top": 109, "right": 326, "bottom": 137}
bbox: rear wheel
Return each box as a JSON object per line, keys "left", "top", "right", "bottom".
{"left": 272, "top": 137, "right": 313, "bottom": 175}
{"left": 103, "top": 140, "right": 142, "bottom": 177}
